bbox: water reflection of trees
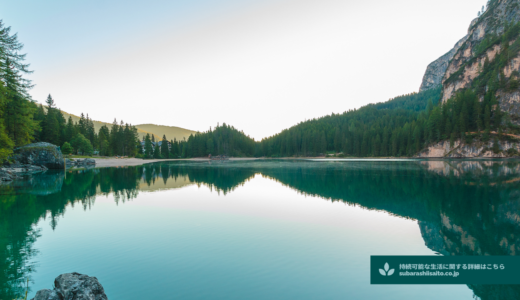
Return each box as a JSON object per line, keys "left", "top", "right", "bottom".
{"left": 144, "top": 160, "right": 520, "bottom": 300}
{"left": 0, "top": 167, "right": 141, "bottom": 299}
{"left": 1, "top": 159, "right": 520, "bottom": 299}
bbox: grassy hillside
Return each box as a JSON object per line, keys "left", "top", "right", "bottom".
{"left": 134, "top": 124, "right": 196, "bottom": 141}
{"left": 59, "top": 110, "right": 197, "bottom": 141}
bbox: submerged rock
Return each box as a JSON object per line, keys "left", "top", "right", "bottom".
{"left": 12, "top": 142, "right": 64, "bottom": 169}
{"left": 32, "top": 289, "right": 59, "bottom": 300}
{"left": 31, "top": 272, "right": 108, "bottom": 300}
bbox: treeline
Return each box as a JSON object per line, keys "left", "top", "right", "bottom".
{"left": 138, "top": 123, "right": 256, "bottom": 159}
{"left": 257, "top": 88, "right": 518, "bottom": 158}
{"left": 257, "top": 90, "right": 441, "bottom": 157}
{"left": 372, "top": 86, "right": 441, "bottom": 112}
{"left": 0, "top": 20, "right": 139, "bottom": 160}
{"left": 34, "top": 95, "right": 139, "bottom": 156}
{"left": 255, "top": 22, "right": 520, "bottom": 158}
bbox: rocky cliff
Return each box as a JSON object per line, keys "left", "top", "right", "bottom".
{"left": 419, "top": 35, "right": 469, "bottom": 92}
{"left": 416, "top": 138, "right": 520, "bottom": 158}
{"left": 439, "top": 0, "right": 520, "bottom": 115}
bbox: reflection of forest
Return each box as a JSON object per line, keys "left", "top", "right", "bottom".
{"left": 1, "top": 159, "right": 519, "bottom": 299}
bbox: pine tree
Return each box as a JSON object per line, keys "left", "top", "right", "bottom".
{"left": 161, "top": 135, "right": 169, "bottom": 159}
{"left": 373, "top": 134, "right": 381, "bottom": 156}
{"left": 110, "top": 119, "right": 120, "bottom": 155}
{"left": 65, "top": 116, "right": 75, "bottom": 142}
{"left": 459, "top": 112, "right": 466, "bottom": 141}
{"left": 44, "top": 111, "right": 60, "bottom": 145}
{"left": 0, "top": 105, "right": 14, "bottom": 161}
{"left": 206, "top": 138, "right": 214, "bottom": 155}
{"left": 45, "top": 94, "right": 55, "bottom": 108}
{"left": 33, "top": 104, "right": 46, "bottom": 141}
{"left": 144, "top": 134, "right": 153, "bottom": 158}
{"left": 42, "top": 95, "right": 60, "bottom": 145}
{"left": 484, "top": 105, "right": 491, "bottom": 129}
{"left": 493, "top": 104, "right": 502, "bottom": 129}
{"left": 445, "top": 119, "right": 452, "bottom": 140}
{"left": 413, "top": 125, "right": 421, "bottom": 153}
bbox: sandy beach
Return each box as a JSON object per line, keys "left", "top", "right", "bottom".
{"left": 93, "top": 157, "right": 260, "bottom": 168}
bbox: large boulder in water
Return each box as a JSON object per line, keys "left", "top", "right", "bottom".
{"left": 12, "top": 142, "right": 64, "bottom": 169}
{"left": 31, "top": 272, "right": 108, "bottom": 300}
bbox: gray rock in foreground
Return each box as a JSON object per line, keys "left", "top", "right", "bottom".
{"left": 12, "top": 142, "right": 64, "bottom": 169}
{"left": 31, "top": 273, "right": 108, "bottom": 300}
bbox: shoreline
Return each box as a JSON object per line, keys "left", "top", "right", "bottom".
{"left": 92, "top": 157, "right": 260, "bottom": 168}
{"left": 91, "top": 156, "right": 520, "bottom": 169}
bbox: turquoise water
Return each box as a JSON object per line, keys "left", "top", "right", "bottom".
{"left": 1, "top": 160, "right": 519, "bottom": 299}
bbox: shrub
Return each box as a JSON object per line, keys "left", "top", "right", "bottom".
{"left": 71, "top": 133, "right": 94, "bottom": 156}
{"left": 62, "top": 142, "right": 73, "bottom": 155}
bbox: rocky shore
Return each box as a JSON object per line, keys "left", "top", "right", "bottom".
{"left": 1, "top": 142, "right": 97, "bottom": 183}
{"left": 417, "top": 139, "right": 520, "bottom": 158}
{"left": 31, "top": 273, "right": 108, "bottom": 300}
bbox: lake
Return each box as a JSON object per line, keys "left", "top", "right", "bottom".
{"left": 1, "top": 159, "right": 519, "bottom": 299}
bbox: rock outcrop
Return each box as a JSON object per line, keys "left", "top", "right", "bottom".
{"left": 76, "top": 158, "right": 96, "bottom": 165}
{"left": 11, "top": 142, "right": 64, "bottom": 169}
{"left": 416, "top": 139, "right": 520, "bottom": 158}
{"left": 439, "top": 0, "right": 520, "bottom": 110}
{"left": 419, "top": 35, "right": 469, "bottom": 92}
{"left": 31, "top": 273, "right": 108, "bottom": 300}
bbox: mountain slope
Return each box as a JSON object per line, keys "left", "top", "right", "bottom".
{"left": 59, "top": 110, "right": 197, "bottom": 141}
{"left": 419, "top": 35, "right": 470, "bottom": 92}
{"left": 440, "top": 0, "right": 520, "bottom": 119}
{"left": 133, "top": 124, "right": 196, "bottom": 141}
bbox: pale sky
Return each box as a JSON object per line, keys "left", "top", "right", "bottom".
{"left": 3, "top": 0, "right": 487, "bottom": 140}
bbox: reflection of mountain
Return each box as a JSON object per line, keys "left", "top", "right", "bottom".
{"left": 419, "top": 160, "right": 520, "bottom": 182}
{"left": 1, "top": 159, "right": 520, "bottom": 299}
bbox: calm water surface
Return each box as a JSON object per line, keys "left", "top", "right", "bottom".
{"left": 1, "top": 159, "right": 520, "bottom": 299}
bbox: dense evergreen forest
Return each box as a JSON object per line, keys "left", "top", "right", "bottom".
{"left": 1, "top": 18, "right": 519, "bottom": 161}
{"left": 178, "top": 19, "right": 520, "bottom": 159}
{"left": 139, "top": 123, "right": 256, "bottom": 159}
{"left": 0, "top": 20, "right": 139, "bottom": 160}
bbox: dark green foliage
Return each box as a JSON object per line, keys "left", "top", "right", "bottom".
{"left": 254, "top": 88, "right": 447, "bottom": 158}
{"left": 169, "top": 138, "right": 178, "bottom": 159}
{"left": 161, "top": 135, "right": 169, "bottom": 159}
{"left": 153, "top": 141, "right": 161, "bottom": 158}
{"left": 0, "top": 20, "right": 38, "bottom": 153}
{"left": 0, "top": 18, "right": 140, "bottom": 161}
{"left": 61, "top": 142, "right": 73, "bottom": 155}
{"left": 98, "top": 125, "right": 110, "bottom": 156}
{"left": 144, "top": 134, "right": 153, "bottom": 158}
{"left": 373, "top": 87, "right": 442, "bottom": 111}
{"left": 182, "top": 123, "right": 255, "bottom": 158}
{"left": 71, "top": 133, "right": 93, "bottom": 155}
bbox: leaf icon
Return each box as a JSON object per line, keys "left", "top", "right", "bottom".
{"left": 384, "top": 263, "right": 390, "bottom": 272}
{"left": 379, "top": 269, "right": 386, "bottom": 276}
{"left": 388, "top": 269, "right": 395, "bottom": 276}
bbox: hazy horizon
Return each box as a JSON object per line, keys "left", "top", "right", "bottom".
{"left": 4, "top": 0, "right": 487, "bottom": 140}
